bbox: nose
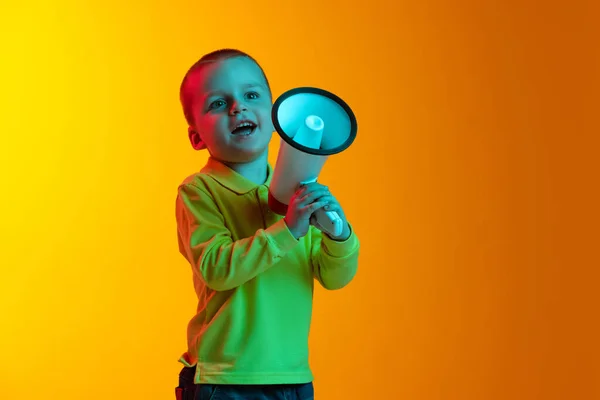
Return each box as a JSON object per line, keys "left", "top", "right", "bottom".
{"left": 229, "top": 99, "right": 248, "bottom": 115}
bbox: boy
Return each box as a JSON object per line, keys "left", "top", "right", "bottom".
{"left": 174, "top": 49, "right": 360, "bottom": 400}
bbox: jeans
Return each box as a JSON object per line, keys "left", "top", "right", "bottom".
{"left": 178, "top": 366, "right": 315, "bottom": 400}
{"left": 195, "top": 382, "right": 314, "bottom": 400}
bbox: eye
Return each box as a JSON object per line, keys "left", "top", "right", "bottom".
{"left": 246, "top": 91, "right": 259, "bottom": 100}
{"left": 209, "top": 99, "right": 226, "bottom": 110}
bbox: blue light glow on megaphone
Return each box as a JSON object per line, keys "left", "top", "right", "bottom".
{"left": 268, "top": 87, "right": 358, "bottom": 238}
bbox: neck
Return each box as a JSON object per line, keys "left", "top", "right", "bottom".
{"left": 222, "top": 151, "right": 269, "bottom": 185}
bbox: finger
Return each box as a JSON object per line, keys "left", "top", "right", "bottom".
{"left": 294, "top": 186, "right": 308, "bottom": 198}
{"left": 315, "top": 194, "right": 335, "bottom": 205}
{"left": 300, "top": 188, "right": 329, "bottom": 203}
{"left": 292, "top": 184, "right": 316, "bottom": 201}
{"left": 298, "top": 182, "right": 328, "bottom": 194}
{"left": 324, "top": 204, "right": 343, "bottom": 217}
{"left": 300, "top": 200, "right": 328, "bottom": 217}
{"left": 324, "top": 203, "right": 341, "bottom": 212}
{"left": 307, "top": 195, "right": 338, "bottom": 211}
{"left": 298, "top": 189, "right": 330, "bottom": 207}
{"left": 297, "top": 182, "right": 314, "bottom": 194}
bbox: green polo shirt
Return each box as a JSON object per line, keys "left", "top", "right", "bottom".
{"left": 175, "top": 157, "right": 360, "bottom": 385}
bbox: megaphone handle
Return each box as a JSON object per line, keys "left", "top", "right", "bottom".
{"left": 313, "top": 208, "right": 344, "bottom": 238}
{"left": 299, "top": 178, "right": 343, "bottom": 236}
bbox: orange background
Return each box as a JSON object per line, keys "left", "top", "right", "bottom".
{"left": 1, "top": 0, "right": 599, "bottom": 399}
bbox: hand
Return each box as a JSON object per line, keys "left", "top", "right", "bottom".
{"left": 307, "top": 183, "right": 351, "bottom": 241}
{"left": 284, "top": 183, "right": 330, "bottom": 239}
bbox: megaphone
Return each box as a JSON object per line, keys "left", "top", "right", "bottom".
{"left": 268, "top": 87, "right": 358, "bottom": 238}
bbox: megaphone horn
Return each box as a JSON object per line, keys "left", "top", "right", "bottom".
{"left": 268, "top": 87, "right": 358, "bottom": 238}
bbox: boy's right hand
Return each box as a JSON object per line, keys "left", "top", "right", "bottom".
{"left": 284, "top": 182, "right": 330, "bottom": 239}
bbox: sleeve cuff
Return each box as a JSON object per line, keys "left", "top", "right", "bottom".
{"left": 265, "top": 218, "right": 299, "bottom": 253}
{"left": 321, "top": 224, "right": 359, "bottom": 258}
{"left": 178, "top": 353, "right": 195, "bottom": 367}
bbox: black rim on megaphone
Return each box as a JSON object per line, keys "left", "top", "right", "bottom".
{"left": 271, "top": 87, "right": 358, "bottom": 156}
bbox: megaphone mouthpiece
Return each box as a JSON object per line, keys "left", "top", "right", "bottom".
{"left": 305, "top": 115, "right": 324, "bottom": 132}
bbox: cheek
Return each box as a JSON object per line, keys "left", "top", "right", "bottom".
{"left": 263, "top": 120, "right": 274, "bottom": 133}
{"left": 197, "top": 116, "right": 228, "bottom": 144}
{"left": 259, "top": 110, "right": 274, "bottom": 132}
{"left": 205, "top": 115, "right": 228, "bottom": 132}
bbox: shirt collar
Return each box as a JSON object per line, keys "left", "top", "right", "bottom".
{"left": 200, "top": 156, "right": 273, "bottom": 194}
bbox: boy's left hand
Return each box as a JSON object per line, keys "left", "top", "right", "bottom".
{"left": 300, "top": 182, "right": 351, "bottom": 241}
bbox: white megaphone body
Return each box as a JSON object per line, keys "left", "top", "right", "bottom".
{"left": 268, "top": 87, "right": 358, "bottom": 238}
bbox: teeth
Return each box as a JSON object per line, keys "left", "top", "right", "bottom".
{"left": 236, "top": 122, "right": 254, "bottom": 129}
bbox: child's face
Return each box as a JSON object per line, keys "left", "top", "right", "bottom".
{"left": 188, "top": 57, "right": 274, "bottom": 163}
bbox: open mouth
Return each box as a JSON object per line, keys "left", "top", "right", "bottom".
{"left": 231, "top": 121, "right": 257, "bottom": 136}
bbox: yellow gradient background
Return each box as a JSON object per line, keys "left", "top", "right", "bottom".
{"left": 1, "top": 1, "right": 599, "bottom": 399}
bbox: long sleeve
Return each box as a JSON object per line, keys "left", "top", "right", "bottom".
{"left": 310, "top": 224, "right": 360, "bottom": 290}
{"left": 176, "top": 182, "right": 299, "bottom": 291}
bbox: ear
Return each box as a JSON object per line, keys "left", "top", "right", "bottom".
{"left": 188, "top": 127, "right": 207, "bottom": 151}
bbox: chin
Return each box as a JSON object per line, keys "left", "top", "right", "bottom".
{"left": 242, "top": 148, "right": 269, "bottom": 162}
